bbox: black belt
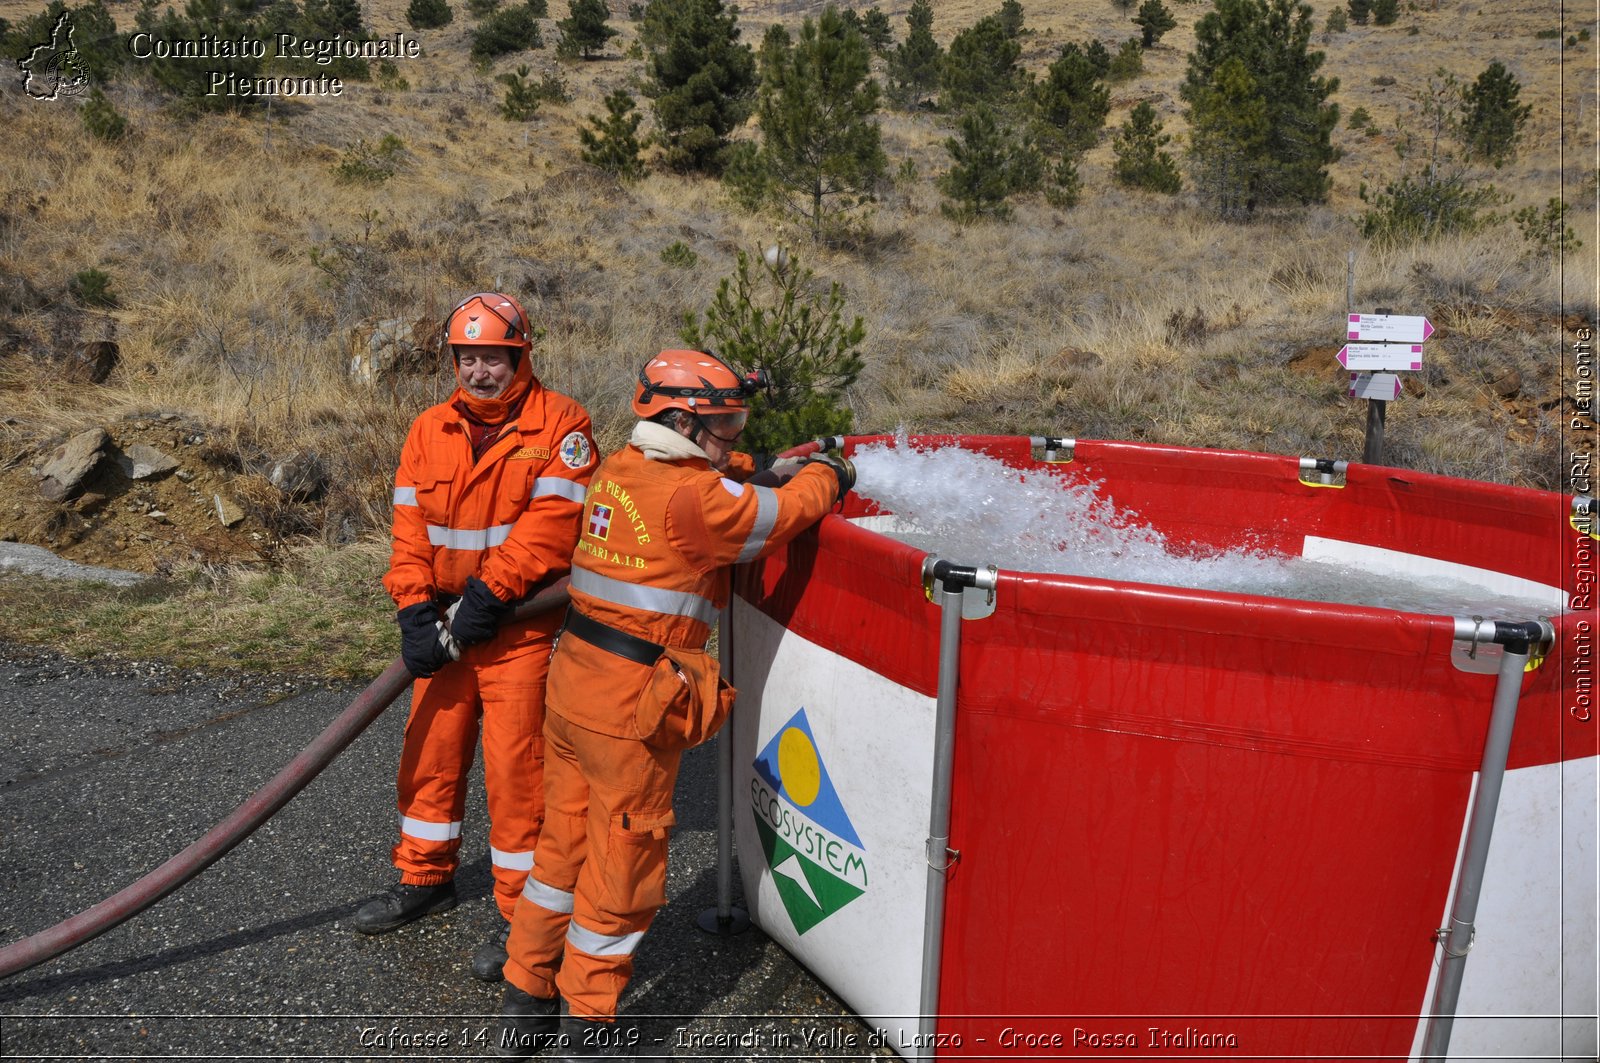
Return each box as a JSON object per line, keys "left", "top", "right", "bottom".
{"left": 562, "top": 608, "right": 664, "bottom": 666}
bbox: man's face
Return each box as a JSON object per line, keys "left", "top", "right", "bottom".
{"left": 456, "top": 346, "right": 516, "bottom": 399}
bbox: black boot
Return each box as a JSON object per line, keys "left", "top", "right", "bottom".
{"left": 350, "top": 880, "right": 457, "bottom": 935}
{"left": 470, "top": 918, "right": 511, "bottom": 982}
{"left": 491, "top": 986, "right": 561, "bottom": 1060}
{"left": 553, "top": 1015, "right": 638, "bottom": 1061}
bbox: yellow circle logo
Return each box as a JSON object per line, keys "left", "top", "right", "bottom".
{"left": 777, "top": 726, "right": 821, "bottom": 807}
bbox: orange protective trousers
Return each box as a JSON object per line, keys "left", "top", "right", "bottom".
{"left": 393, "top": 619, "right": 551, "bottom": 922}
{"left": 502, "top": 705, "right": 680, "bottom": 1020}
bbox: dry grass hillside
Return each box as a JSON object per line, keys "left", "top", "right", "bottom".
{"left": 0, "top": 0, "right": 1594, "bottom": 591}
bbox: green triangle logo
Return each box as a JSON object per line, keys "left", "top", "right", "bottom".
{"left": 754, "top": 809, "right": 866, "bottom": 934}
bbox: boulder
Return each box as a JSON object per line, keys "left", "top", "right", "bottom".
{"left": 39, "top": 427, "right": 109, "bottom": 502}
{"left": 348, "top": 316, "right": 440, "bottom": 384}
{"left": 65, "top": 340, "right": 119, "bottom": 384}
{"left": 269, "top": 451, "right": 329, "bottom": 501}
{"left": 120, "top": 443, "right": 181, "bottom": 480}
{"left": 214, "top": 494, "right": 246, "bottom": 528}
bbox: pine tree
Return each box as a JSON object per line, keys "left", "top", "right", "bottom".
{"left": 679, "top": 248, "right": 864, "bottom": 460}
{"left": 498, "top": 64, "right": 541, "bottom": 119}
{"left": 580, "top": 88, "right": 646, "bottom": 178}
{"left": 1346, "top": 0, "right": 1369, "bottom": 25}
{"left": 1185, "top": 56, "right": 1269, "bottom": 215}
{"left": 752, "top": 10, "right": 885, "bottom": 239}
{"left": 557, "top": 0, "right": 617, "bottom": 58}
{"left": 1132, "top": 0, "right": 1175, "bottom": 47}
{"left": 1112, "top": 100, "right": 1181, "bottom": 192}
{"left": 406, "top": 0, "right": 452, "bottom": 29}
{"left": 939, "top": 105, "right": 1040, "bottom": 221}
{"left": 1085, "top": 38, "right": 1111, "bottom": 76}
{"left": 996, "top": 0, "right": 1025, "bottom": 39}
{"left": 1370, "top": 0, "right": 1397, "bottom": 23}
{"left": 886, "top": 0, "right": 941, "bottom": 108}
{"left": 641, "top": 0, "right": 756, "bottom": 173}
{"left": 1460, "top": 60, "right": 1531, "bottom": 166}
{"left": 941, "top": 14, "right": 1022, "bottom": 112}
{"left": 859, "top": 6, "right": 892, "bottom": 52}
{"left": 1031, "top": 42, "right": 1109, "bottom": 154}
{"left": 1180, "top": 0, "right": 1339, "bottom": 207}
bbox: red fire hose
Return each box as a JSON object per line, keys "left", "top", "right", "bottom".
{"left": 0, "top": 577, "right": 571, "bottom": 981}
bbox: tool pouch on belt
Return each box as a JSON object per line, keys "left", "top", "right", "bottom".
{"left": 633, "top": 646, "right": 736, "bottom": 751}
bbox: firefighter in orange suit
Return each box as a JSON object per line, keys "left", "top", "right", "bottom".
{"left": 353, "top": 292, "right": 597, "bottom": 985}
{"left": 493, "top": 351, "right": 854, "bottom": 1059}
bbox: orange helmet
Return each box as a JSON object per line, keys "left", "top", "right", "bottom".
{"left": 445, "top": 292, "right": 533, "bottom": 363}
{"left": 632, "top": 350, "right": 766, "bottom": 418}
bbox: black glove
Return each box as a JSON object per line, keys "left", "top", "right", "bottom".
{"left": 807, "top": 454, "right": 856, "bottom": 503}
{"left": 450, "top": 576, "right": 511, "bottom": 647}
{"left": 398, "top": 602, "right": 452, "bottom": 678}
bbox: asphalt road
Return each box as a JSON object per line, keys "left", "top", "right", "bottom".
{"left": 0, "top": 642, "right": 893, "bottom": 1062}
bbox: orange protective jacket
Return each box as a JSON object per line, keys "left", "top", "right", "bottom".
{"left": 383, "top": 382, "right": 596, "bottom": 621}
{"left": 551, "top": 444, "right": 840, "bottom": 737}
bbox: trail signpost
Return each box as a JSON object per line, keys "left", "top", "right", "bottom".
{"left": 1342, "top": 309, "right": 1433, "bottom": 465}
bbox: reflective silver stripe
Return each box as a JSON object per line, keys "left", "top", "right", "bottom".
{"left": 393, "top": 486, "right": 418, "bottom": 507}
{"left": 570, "top": 567, "right": 717, "bottom": 625}
{"left": 399, "top": 814, "right": 462, "bottom": 842}
{"left": 426, "top": 524, "right": 515, "bottom": 550}
{"left": 532, "top": 477, "right": 587, "bottom": 504}
{"left": 521, "top": 875, "right": 575, "bottom": 914}
{"left": 566, "top": 919, "right": 645, "bottom": 957}
{"left": 734, "top": 484, "right": 779, "bottom": 565}
{"left": 491, "top": 846, "right": 534, "bottom": 872}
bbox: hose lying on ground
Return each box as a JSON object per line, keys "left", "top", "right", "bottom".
{"left": 0, "top": 577, "right": 571, "bottom": 981}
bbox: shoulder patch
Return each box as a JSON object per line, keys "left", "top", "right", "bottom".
{"left": 559, "top": 431, "right": 594, "bottom": 470}
{"left": 719, "top": 478, "right": 746, "bottom": 498}
{"left": 510, "top": 446, "right": 550, "bottom": 461}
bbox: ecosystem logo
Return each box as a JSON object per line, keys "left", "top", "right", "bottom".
{"left": 750, "top": 708, "right": 868, "bottom": 934}
{"left": 19, "top": 10, "right": 89, "bottom": 100}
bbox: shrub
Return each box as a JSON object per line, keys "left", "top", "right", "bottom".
{"left": 1371, "top": 0, "right": 1398, "bottom": 24}
{"left": 1514, "top": 198, "right": 1582, "bottom": 255}
{"left": 471, "top": 2, "right": 542, "bottom": 60}
{"left": 1324, "top": 7, "right": 1347, "bottom": 33}
{"left": 660, "top": 241, "right": 698, "bottom": 268}
{"left": 79, "top": 87, "right": 127, "bottom": 141}
{"left": 1358, "top": 171, "right": 1504, "bottom": 244}
{"left": 466, "top": 0, "right": 499, "bottom": 15}
{"left": 1347, "top": 106, "right": 1372, "bottom": 129}
{"left": 1108, "top": 36, "right": 1143, "bottom": 80}
{"left": 406, "top": 0, "right": 452, "bottom": 29}
{"left": 333, "top": 135, "right": 406, "bottom": 184}
{"left": 70, "top": 268, "right": 118, "bottom": 308}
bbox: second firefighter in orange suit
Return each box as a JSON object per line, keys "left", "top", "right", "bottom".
{"left": 355, "top": 292, "right": 597, "bottom": 983}
{"left": 494, "top": 350, "right": 854, "bottom": 1059}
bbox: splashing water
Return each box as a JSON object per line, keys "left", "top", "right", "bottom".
{"left": 848, "top": 436, "right": 1561, "bottom": 620}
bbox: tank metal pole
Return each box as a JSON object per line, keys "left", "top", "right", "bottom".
{"left": 1420, "top": 619, "right": 1552, "bottom": 1060}
{"left": 698, "top": 602, "right": 748, "bottom": 934}
{"left": 918, "top": 563, "right": 968, "bottom": 1060}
